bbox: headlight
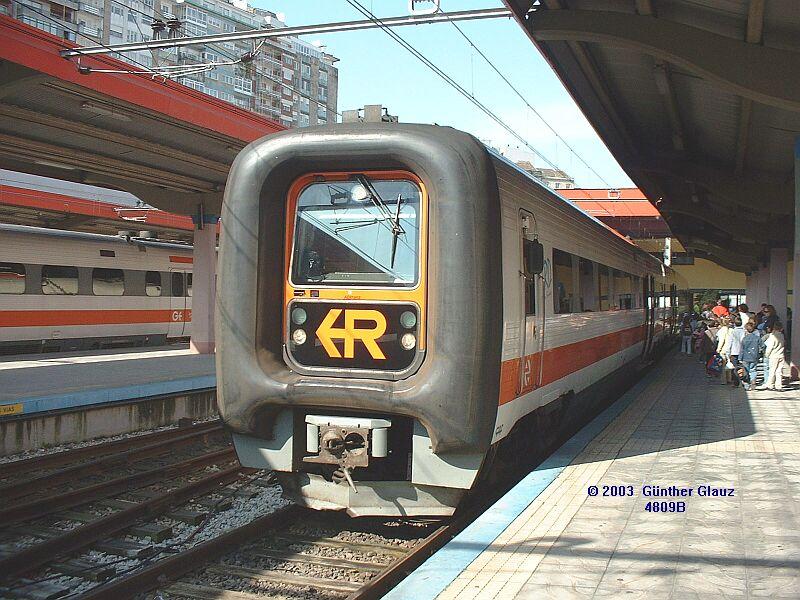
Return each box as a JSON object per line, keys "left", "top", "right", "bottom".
{"left": 400, "top": 333, "right": 416, "bottom": 350}
{"left": 400, "top": 310, "right": 417, "bottom": 329}
{"left": 291, "top": 307, "right": 307, "bottom": 325}
{"left": 292, "top": 328, "right": 307, "bottom": 345}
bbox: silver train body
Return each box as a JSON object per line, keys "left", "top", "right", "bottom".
{"left": 0, "top": 224, "right": 193, "bottom": 354}
{"left": 217, "top": 124, "right": 676, "bottom": 516}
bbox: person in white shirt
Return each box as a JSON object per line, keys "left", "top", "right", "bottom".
{"left": 737, "top": 304, "right": 752, "bottom": 327}
{"left": 758, "top": 322, "right": 786, "bottom": 391}
{"left": 716, "top": 317, "right": 733, "bottom": 385}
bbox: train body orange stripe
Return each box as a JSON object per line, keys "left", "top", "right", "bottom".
{"left": 0, "top": 309, "right": 190, "bottom": 327}
{"left": 499, "top": 324, "right": 646, "bottom": 405}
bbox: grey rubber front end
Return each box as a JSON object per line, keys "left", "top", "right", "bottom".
{"left": 216, "top": 123, "right": 502, "bottom": 455}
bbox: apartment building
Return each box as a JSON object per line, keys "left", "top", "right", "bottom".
{"left": 1, "top": 0, "right": 339, "bottom": 127}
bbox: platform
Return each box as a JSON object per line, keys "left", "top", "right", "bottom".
{"left": 390, "top": 352, "right": 800, "bottom": 599}
{"left": 0, "top": 346, "right": 216, "bottom": 417}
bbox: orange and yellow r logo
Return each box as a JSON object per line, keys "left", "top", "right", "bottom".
{"left": 316, "top": 309, "right": 387, "bottom": 360}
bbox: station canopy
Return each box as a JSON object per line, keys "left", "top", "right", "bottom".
{"left": 504, "top": 0, "right": 800, "bottom": 273}
{"left": 0, "top": 16, "right": 284, "bottom": 218}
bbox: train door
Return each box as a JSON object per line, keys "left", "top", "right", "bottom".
{"left": 169, "top": 270, "right": 188, "bottom": 338}
{"left": 518, "top": 210, "right": 543, "bottom": 396}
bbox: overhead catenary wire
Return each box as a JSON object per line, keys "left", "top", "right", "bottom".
{"left": 109, "top": 0, "right": 342, "bottom": 117}
{"left": 438, "top": 10, "right": 612, "bottom": 187}
{"left": 343, "top": 0, "right": 563, "bottom": 173}
{"left": 13, "top": 0, "right": 155, "bottom": 75}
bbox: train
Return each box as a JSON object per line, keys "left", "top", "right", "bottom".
{"left": 216, "top": 124, "right": 679, "bottom": 516}
{"left": 0, "top": 224, "right": 194, "bottom": 355}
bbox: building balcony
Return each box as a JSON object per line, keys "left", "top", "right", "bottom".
{"left": 78, "top": 23, "right": 101, "bottom": 37}
{"left": 78, "top": 1, "right": 101, "bottom": 15}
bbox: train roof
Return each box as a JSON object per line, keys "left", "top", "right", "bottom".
{"left": 486, "top": 146, "right": 664, "bottom": 271}
{"left": 0, "top": 222, "right": 193, "bottom": 252}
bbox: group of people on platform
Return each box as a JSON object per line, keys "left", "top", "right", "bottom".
{"left": 679, "top": 300, "right": 787, "bottom": 391}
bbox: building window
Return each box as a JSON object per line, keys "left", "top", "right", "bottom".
{"left": 126, "top": 30, "right": 139, "bottom": 42}
{"left": 317, "top": 105, "right": 327, "bottom": 121}
{"left": 109, "top": 28, "right": 123, "bottom": 39}
{"left": 233, "top": 76, "right": 253, "bottom": 95}
{"left": 42, "top": 265, "right": 79, "bottom": 295}
{"left": 0, "top": 263, "right": 25, "bottom": 294}
{"left": 145, "top": 271, "right": 162, "bottom": 297}
{"left": 552, "top": 249, "right": 575, "bottom": 314}
{"left": 318, "top": 85, "right": 327, "bottom": 101}
{"left": 202, "top": 51, "right": 219, "bottom": 63}
{"left": 93, "top": 268, "right": 124, "bottom": 296}
{"left": 301, "top": 63, "right": 311, "bottom": 77}
{"left": 222, "top": 74, "right": 234, "bottom": 86}
{"left": 319, "top": 70, "right": 328, "bottom": 86}
{"left": 299, "top": 97, "right": 309, "bottom": 114}
{"left": 111, "top": 5, "right": 124, "bottom": 16}
{"left": 127, "top": 12, "right": 136, "bottom": 23}
{"left": 299, "top": 113, "right": 309, "bottom": 127}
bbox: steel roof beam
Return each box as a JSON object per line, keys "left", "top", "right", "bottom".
{"left": 529, "top": 9, "right": 800, "bottom": 112}
{"left": 0, "top": 104, "right": 230, "bottom": 177}
{"left": 735, "top": 0, "right": 765, "bottom": 173}
{"left": 0, "top": 133, "right": 217, "bottom": 193}
{"left": 659, "top": 200, "right": 791, "bottom": 244}
{"left": 641, "top": 161, "right": 792, "bottom": 215}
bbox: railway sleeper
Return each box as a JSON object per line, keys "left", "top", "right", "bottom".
{"left": 93, "top": 539, "right": 155, "bottom": 559}
{"left": 51, "top": 558, "right": 116, "bottom": 582}
{"left": 207, "top": 564, "right": 361, "bottom": 593}
{"left": 166, "top": 582, "right": 277, "bottom": 600}
{"left": 3, "top": 579, "right": 70, "bottom": 600}
{"left": 252, "top": 548, "right": 389, "bottom": 571}
{"left": 274, "top": 534, "right": 408, "bottom": 558}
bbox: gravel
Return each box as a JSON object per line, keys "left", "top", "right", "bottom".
{"left": 0, "top": 419, "right": 217, "bottom": 464}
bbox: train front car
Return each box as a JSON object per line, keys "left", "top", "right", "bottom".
{"left": 217, "top": 124, "right": 503, "bottom": 516}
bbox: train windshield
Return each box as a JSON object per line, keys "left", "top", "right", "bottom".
{"left": 291, "top": 178, "right": 421, "bottom": 287}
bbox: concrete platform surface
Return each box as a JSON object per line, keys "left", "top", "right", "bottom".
{"left": 0, "top": 346, "right": 215, "bottom": 416}
{"left": 389, "top": 352, "right": 800, "bottom": 600}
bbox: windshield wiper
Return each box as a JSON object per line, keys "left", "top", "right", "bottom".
{"left": 355, "top": 174, "right": 405, "bottom": 267}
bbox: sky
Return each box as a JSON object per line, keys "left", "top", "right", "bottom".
{"left": 250, "top": 0, "right": 634, "bottom": 189}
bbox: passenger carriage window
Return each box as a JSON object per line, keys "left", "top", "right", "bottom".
{"left": 614, "top": 270, "right": 632, "bottom": 310}
{"left": 632, "top": 275, "right": 641, "bottom": 308}
{"left": 578, "top": 258, "right": 596, "bottom": 311}
{"left": 145, "top": 271, "right": 162, "bottom": 297}
{"left": 598, "top": 265, "right": 610, "bottom": 311}
{"left": 171, "top": 272, "right": 184, "bottom": 297}
{"left": 92, "top": 268, "right": 124, "bottom": 296}
{"left": 41, "top": 265, "right": 78, "bottom": 295}
{"left": 0, "top": 262, "right": 25, "bottom": 294}
{"left": 186, "top": 273, "right": 192, "bottom": 297}
{"left": 522, "top": 239, "right": 536, "bottom": 316}
{"left": 553, "top": 249, "right": 575, "bottom": 314}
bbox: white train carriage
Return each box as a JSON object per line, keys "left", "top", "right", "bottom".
{"left": 217, "top": 124, "right": 678, "bottom": 516}
{"left": 0, "top": 224, "right": 194, "bottom": 354}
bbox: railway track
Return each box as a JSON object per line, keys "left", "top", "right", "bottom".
{"left": 0, "top": 420, "right": 287, "bottom": 599}
{"left": 70, "top": 505, "right": 452, "bottom": 600}
{"left": 0, "top": 421, "right": 470, "bottom": 599}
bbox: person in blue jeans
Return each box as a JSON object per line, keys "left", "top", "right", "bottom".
{"left": 740, "top": 321, "right": 761, "bottom": 391}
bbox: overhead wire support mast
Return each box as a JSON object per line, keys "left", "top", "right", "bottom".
{"left": 59, "top": 8, "right": 512, "bottom": 58}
